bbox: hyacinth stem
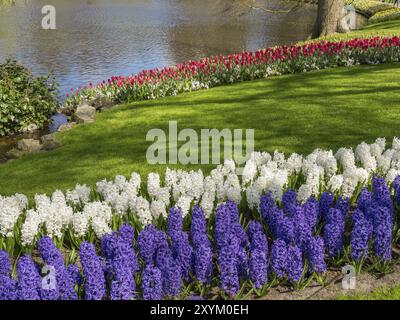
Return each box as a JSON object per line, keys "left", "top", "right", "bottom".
{"left": 351, "top": 256, "right": 367, "bottom": 275}
{"left": 313, "top": 273, "right": 327, "bottom": 286}
{"left": 181, "top": 282, "right": 195, "bottom": 298}
{"left": 368, "top": 258, "right": 394, "bottom": 275}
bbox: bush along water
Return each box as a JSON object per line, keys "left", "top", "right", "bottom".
{"left": 0, "top": 60, "right": 59, "bottom": 136}
{"left": 1, "top": 137, "right": 400, "bottom": 299}
{"left": 65, "top": 36, "right": 400, "bottom": 110}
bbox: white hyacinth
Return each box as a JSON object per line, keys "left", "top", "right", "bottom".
{"left": 3, "top": 136, "right": 400, "bottom": 242}
{"left": 175, "top": 195, "right": 193, "bottom": 218}
{"left": 134, "top": 196, "right": 152, "bottom": 226}
{"left": 150, "top": 200, "right": 167, "bottom": 219}
{"left": 0, "top": 194, "right": 28, "bottom": 237}
{"left": 147, "top": 173, "right": 161, "bottom": 198}
{"left": 21, "top": 209, "right": 42, "bottom": 246}
{"left": 223, "top": 173, "right": 241, "bottom": 204}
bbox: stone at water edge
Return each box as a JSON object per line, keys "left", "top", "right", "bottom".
{"left": 91, "top": 95, "right": 114, "bottom": 110}
{"left": 73, "top": 104, "right": 96, "bottom": 124}
{"left": 58, "top": 122, "right": 77, "bottom": 132}
{"left": 6, "top": 148, "right": 25, "bottom": 159}
{"left": 16, "top": 139, "right": 43, "bottom": 153}
{"left": 41, "top": 133, "right": 60, "bottom": 151}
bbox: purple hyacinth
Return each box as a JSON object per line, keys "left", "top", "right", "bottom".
{"left": 170, "top": 231, "right": 193, "bottom": 281}
{"left": 101, "top": 232, "right": 118, "bottom": 272}
{"left": 335, "top": 196, "right": 350, "bottom": 219}
{"left": 275, "top": 215, "right": 295, "bottom": 245}
{"left": 282, "top": 189, "right": 298, "bottom": 217}
{"left": 161, "top": 257, "right": 182, "bottom": 298}
{"left": 138, "top": 225, "right": 159, "bottom": 265}
{"left": 324, "top": 209, "right": 345, "bottom": 257}
{"left": 306, "top": 237, "right": 326, "bottom": 274}
{"left": 319, "top": 192, "right": 334, "bottom": 220}
{"left": 358, "top": 188, "right": 372, "bottom": 215}
{"left": 0, "top": 251, "right": 16, "bottom": 300}
{"left": 218, "top": 237, "right": 240, "bottom": 296}
{"left": 247, "top": 221, "right": 263, "bottom": 237}
{"left": 248, "top": 221, "right": 267, "bottom": 252}
{"left": 154, "top": 242, "right": 182, "bottom": 297}
{"left": 394, "top": 175, "right": 400, "bottom": 193}
{"left": 193, "top": 235, "right": 213, "bottom": 284}
{"left": 142, "top": 265, "right": 163, "bottom": 300}
{"left": 226, "top": 200, "right": 240, "bottom": 224}
{"left": 371, "top": 205, "right": 393, "bottom": 261}
{"left": 110, "top": 272, "right": 136, "bottom": 300}
{"left": 248, "top": 225, "right": 268, "bottom": 289}
{"left": 260, "top": 192, "right": 276, "bottom": 225}
{"left": 16, "top": 255, "right": 42, "bottom": 300}
{"left": 119, "top": 224, "right": 140, "bottom": 273}
{"left": 167, "top": 207, "right": 183, "bottom": 237}
{"left": 237, "top": 245, "right": 248, "bottom": 279}
{"left": 267, "top": 206, "right": 283, "bottom": 237}
{"left": 215, "top": 203, "right": 232, "bottom": 249}
{"left": 67, "top": 264, "right": 82, "bottom": 288}
{"left": 270, "top": 239, "right": 288, "bottom": 278}
{"left": 395, "top": 175, "right": 400, "bottom": 206}
{"left": 191, "top": 205, "right": 207, "bottom": 246}
{"left": 0, "top": 250, "right": 11, "bottom": 276}
{"left": 103, "top": 225, "right": 140, "bottom": 300}
{"left": 372, "top": 176, "right": 393, "bottom": 211}
{"left": 249, "top": 248, "right": 267, "bottom": 289}
{"left": 286, "top": 245, "right": 303, "bottom": 283}
{"left": 0, "top": 275, "right": 16, "bottom": 300}
{"left": 232, "top": 222, "right": 249, "bottom": 248}
{"left": 293, "top": 209, "right": 312, "bottom": 251}
{"left": 155, "top": 243, "right": 172, "bottom": 270}
{"left": 351, "top": 210, "right": 373, "bottom": 261}
{"left": 108, "top": 243, "right": 136, "bottom": 299}
{"left": 303, "top": 196, "right": 319, "bottom": 230}
{"left": 38, "top": 236, "right": 77, "bottom": 300}
{"left": 80, "top": 242, "right": 106, "bottom": 300}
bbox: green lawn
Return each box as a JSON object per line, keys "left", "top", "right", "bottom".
{"left": 301, "top": 19, "right": 400, "bottom": 43}
{"left": 1, "top": 62, "right": 400, "bottom": 197}
{"left": 338, "top": 285, "right": 400, "bottom": 300}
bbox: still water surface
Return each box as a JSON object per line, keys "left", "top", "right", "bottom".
{"left": 0, "top": 0, "right": 316, "bottom": 161}
{"left": 0, "top": 0, "right": 316, "bottom": 94}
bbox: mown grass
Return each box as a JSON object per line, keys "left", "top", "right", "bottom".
{"left": 337, "top": 285, "right": 400, "bottom": 300}
{"left": 301, "top": 19, "right": 400, "bottom": 43}
{"left": 0, "top": 62, "right": 400, "bottom": 197}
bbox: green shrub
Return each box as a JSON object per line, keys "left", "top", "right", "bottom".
{"left": 0, "top": 60, "right": 59, "bottom": 136}
{"left": 344, "top": 0, "right": 400, "bottom": 23}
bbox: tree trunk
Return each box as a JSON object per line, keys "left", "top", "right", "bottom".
{"left": 313, "top": 0, "right": 344, "bottom": 38}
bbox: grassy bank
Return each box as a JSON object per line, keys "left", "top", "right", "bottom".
{"left": 338, "top": 285, "right": 400, "bottom": 300}
{"left": 1, "top": 62, "right": 400, "bottom": 197}
{"left": 301, "top": 19, "right": 400, "bottom": 43}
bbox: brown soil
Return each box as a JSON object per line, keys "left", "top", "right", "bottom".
{"left": 260, "top": 264, "right": 400, "bottom": 300}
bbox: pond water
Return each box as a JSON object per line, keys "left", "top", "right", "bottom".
{"left": 0, "top": 0, "right": 317, "bottom": 95}
{"left": 0, "top": 0, "right": 316, "bottom": 162}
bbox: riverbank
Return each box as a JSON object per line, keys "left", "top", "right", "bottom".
{"left": 1, "top": 19, "right": 400, "bottom": 196}
{"left": 1, "top": 60, "right": 400, "bottom": 197}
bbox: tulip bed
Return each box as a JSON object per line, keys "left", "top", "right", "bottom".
{"left": 64, "top": 36, "right": 400, "bottom": 110}
{"left": 1, "top": 137, "right": 400, "bottom": 300}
